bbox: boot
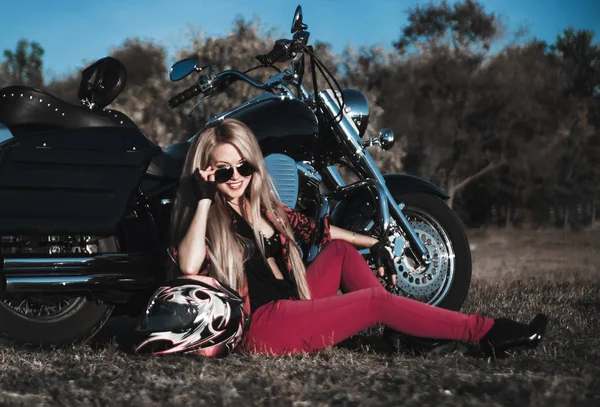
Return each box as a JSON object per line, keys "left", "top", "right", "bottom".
{"left": 479, "top": 313, "right": 549, "bottom": 358}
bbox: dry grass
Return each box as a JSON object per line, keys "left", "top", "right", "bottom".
{"left": 0, "top": 229, "right": 599, "bottom": 406}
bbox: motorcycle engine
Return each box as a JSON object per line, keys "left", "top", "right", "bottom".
{"left": 265, "top": 154, "right": 323, "bottom": 220}
{"left": 265, "top": 154, "right": 324, "bottom": 263}
{"left": 0, "top": 235, "right": 103, "bottom": 256}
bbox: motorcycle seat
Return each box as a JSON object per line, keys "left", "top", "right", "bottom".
{"left": 145, "top": 140, "right": 190, "bottom": 180}
{"left": 0, "top": 85, "right": 137, "bottom": 133}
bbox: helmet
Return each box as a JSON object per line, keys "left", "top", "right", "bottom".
{"left": 134, "top": 275, "right": 247, "bottom": 357}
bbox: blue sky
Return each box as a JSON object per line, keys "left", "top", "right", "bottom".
{"left": 1, "top": 0, "right": 598, "bottom": 80}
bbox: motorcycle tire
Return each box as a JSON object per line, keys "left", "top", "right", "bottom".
{"left": 0, "top": 238, "right": 116, "bottom": 348}
{"left": 381, "top": 192, "right": 471, "bottom": 352}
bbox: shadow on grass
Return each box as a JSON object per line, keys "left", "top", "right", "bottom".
{"left": 89, "top": 315, "right": 479, "bottom": 360}
{"left": 89, "top": 315, "right": 141, "bottom": 354}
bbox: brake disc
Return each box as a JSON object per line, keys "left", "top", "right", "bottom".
{"left": 391, "top": 219, "right": 450, "bottom": 297}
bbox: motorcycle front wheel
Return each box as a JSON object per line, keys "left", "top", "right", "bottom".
{"left": 380, "top": 192, "right": 472, "bottom": 351}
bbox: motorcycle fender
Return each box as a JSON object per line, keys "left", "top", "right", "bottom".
{"left": 383, "top": 174, "right": 449, "bottom": 200}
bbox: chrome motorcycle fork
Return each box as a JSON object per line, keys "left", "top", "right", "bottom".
{"left": 361, "top": 154, "right": 431, "bottom": 265}
{"left": 324, "top": 164, "right": 430, "bottom": 266}
{"left": 317, "top": 91, "right": 430, "bottom": 266}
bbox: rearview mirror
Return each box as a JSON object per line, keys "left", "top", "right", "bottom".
{"left": 169, "top": 59, "right": 198, "bottom": 82}
{"left": 291, "top": 5, "right": 307, "bottom": 33}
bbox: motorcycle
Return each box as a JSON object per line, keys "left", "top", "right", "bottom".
{"left": 0, "top": 5, "right": 471, "bottom": 348}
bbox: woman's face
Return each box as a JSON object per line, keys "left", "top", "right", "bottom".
{"left": 210, "top": 143, "right": 253, "bottom": 202}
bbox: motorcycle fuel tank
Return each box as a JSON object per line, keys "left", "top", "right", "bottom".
{"left": 227, "top": 95, "right": 319, "bottom": 161}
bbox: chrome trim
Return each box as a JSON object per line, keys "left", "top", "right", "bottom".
{"left": 298, "top": 83, "right": 311, "bottom": 101}
{"left": 204, "top": 92, "right": 292, "bottom": 130}
{"left": 362, "top": 128, "right": 395, "bottom": 150}
{"left": 378, "top": 128, "right": 396, "bottom": 150}
{"left": 0, "top": 122, "right": 15, "bottom": 148}
{"left": 318, "top": 89, "right": 364, "bottom": 157}
{"left": 2, "top": 254, "right": 150, "bottom": 270}
{"left": 1, "top": 254, "right": 160, "bottom": 295}
{"left": 323, "top": 165, "right": 346, "bottom": 188}
{"left": 363, "top": 219, "right": 375, "bottom": 232}
{"left": 374, "top": 183, "right": 391, "bottom": 234}
{"left": 341, "top": 89, "right": 370, "bottom": 137}
{"left": 317, "top": 89, "right": 430, "bottom": 263}
{"left": 296, "top": 162, "right": 322, "bottom": 184}
{"left": 3, "top": 256, "right": 96, "bottom": 268}
{"left": 272, "top": 84, "right": 296, "bottom": 99}
{"left": 363, "top": 150, "right": 430, "bottom": 262}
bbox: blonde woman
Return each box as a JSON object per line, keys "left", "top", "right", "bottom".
{"left": 168, "top": 118, "right": 548, "bottom": 357}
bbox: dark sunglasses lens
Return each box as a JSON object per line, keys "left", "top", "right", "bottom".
{"left": 214, "top": 167, "right": 233, "bottom": 183}
{"left": 237, "top": 162, "right": 254, "bottom": 177}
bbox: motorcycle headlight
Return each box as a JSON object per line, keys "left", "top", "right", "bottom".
{"left": 341, "top": 89, "right": 369, "bottom": 138}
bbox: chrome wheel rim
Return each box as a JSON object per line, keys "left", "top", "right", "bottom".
{"left": 394, "top": 206, "right": 456, "bottom": 307}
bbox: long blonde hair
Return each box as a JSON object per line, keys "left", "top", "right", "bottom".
{"left": 168, "top": 118, "right": 311, "bottom": 300}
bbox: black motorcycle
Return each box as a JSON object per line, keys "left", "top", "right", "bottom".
{"left": 0, "top": 6, "right": 471, "bottom": 348}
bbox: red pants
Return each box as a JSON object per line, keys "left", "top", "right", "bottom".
{"left": 242, "top": 240, "right": 494, "bottom": 355}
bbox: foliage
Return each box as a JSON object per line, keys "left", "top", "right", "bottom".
{"left": 1, "top": 39, "right": 44, "bottom": 88}
{"left": 1, "top": 1, "right": 599, "bottom": 228}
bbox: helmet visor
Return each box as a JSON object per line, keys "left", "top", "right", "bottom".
{"left": 136, "top": 300, "right": 198, "bottom": 333}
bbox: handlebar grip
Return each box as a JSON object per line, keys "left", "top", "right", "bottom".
{"left": 167, "top": 84, "right": 203, "bottom": 108}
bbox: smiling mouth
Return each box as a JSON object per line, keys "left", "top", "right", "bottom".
{"left": 227, "top": 181, "right": 243, "bottom": 190}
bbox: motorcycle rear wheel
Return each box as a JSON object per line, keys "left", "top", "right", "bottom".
{"left": 0, "top": 238, "right": 116, "bottom": 348}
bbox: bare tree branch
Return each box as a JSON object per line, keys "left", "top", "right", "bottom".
{"left": 451, "top": 161, "right": 506, "bottom": 194}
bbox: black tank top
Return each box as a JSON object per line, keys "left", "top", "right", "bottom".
{"left": 229, "top": 206, "right": 299, "bottom": 313}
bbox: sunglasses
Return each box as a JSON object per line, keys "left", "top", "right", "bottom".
{"left": 214, "top": 161, "right": 255, "bottom": 183}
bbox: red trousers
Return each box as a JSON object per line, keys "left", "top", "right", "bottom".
{"left": 242, "top": 240, "right": 494, "bottom": 355}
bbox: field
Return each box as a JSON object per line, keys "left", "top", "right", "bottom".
{"left": 0, "top": 228, "right": 599, "bottom": 406}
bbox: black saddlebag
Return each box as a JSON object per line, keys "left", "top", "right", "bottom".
{"left": 0, "top": 126, "right": 161, "bottom": 235}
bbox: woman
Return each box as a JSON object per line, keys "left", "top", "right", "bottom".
{"left": 168, "top": 118, "right": 548, "bottom": 357}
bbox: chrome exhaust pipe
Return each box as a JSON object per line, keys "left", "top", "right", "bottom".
{"left": 0, "top": 254, "right": 162, "bottom": 296}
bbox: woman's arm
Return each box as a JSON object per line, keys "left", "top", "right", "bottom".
{"left": 330, "top": 225, "right": 397, "bottom": 285}
{"left": 280, "top": 203, "right": 378, "bottom": 249}
{"left": 177, "top": 200, "right": 212, "bottom": 275}
{"left": 177, "top": 167, "right": 217, "bottom": 275}
{"left": 329, "top": 225, "right": 378, "bottom": 248}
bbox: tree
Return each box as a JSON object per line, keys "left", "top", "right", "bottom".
{"left": 548, "top": 29, "right": 600, "bottom": 227}
{"left": 393, "top": 0, "right": 499, "bottom": 57}
{"left": 2, "top": 39, "right": 45, "bottom": 87}
{"left": 551, "top": 28, "right": 600, "bottom": 98}
{"left": 340, "top": 45, "right": 404, "bottom": 172}
{"left": 385, "top": 0, "right": 504, "bottom": 208}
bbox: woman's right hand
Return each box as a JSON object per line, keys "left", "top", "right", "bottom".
{"left": 369, "top": 241, "right": 397, "bottom": 288}
{"left": 191, "top": 166, "right": 217, "bottom": 202}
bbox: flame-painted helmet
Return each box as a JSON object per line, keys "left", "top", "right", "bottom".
{"left": 134, "top": 275, "right": 247, "bottom": 357}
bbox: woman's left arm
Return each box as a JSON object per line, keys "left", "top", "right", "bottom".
{"left": 330, "top": 225, "right": 397, "bottom": 286}
{"left": 280, "top": 203, "right": 378, "bottom": 249}
{"left": 329, "top": 225, "right": 378, "bottom": 248}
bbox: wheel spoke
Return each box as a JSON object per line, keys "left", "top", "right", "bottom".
{"left": 3, "top": 297, "right": 78, "bottom": 319}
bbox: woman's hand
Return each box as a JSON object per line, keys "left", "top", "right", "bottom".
{"left": 178, "top": 166, "right": 216, "bottom": 275}
{"left": 369, "top": 241, "right": 397, "bottom": 287}
{"left": 191, "top": 166, "right": 217, "bottom": 202}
